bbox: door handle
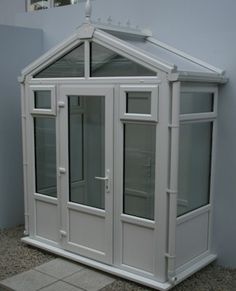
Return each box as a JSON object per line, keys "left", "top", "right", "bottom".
{"left": 95, "top": 176, "right": 108, "bottom": 181}
{"left": 95, "top": 170, "right": 110, "bottom": 193}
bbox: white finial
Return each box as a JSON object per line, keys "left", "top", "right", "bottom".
{"left": 85, "top": 0, "right": 92, "bottom": 23}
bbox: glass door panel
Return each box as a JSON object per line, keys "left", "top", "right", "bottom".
{"left": 59, "top": 86, "right": 113, "bottom": 264}
{"left": 68, "top": 95, "right": 105, "bottom": 209}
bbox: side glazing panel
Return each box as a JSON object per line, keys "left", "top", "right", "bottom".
{"left": 34, "top": 117, "right": 57, "bottom": 197}
{"left": 123, "top": 123, "right": 156, "bottom": 220}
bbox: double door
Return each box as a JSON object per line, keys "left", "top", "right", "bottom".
{"left": 59, "top": 86, "right": 114, "bottom": 264}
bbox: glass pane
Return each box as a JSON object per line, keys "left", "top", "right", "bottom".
{"left": 34, "top": 44, "right": 84, "bottom": 78}
{"left": 34, "top": 117, "right": 57, "bottom": 197}
{"left": 177, "top": 122, "right": 212, "bottom": 216}
{"left": 123, "top": 124, "right": 156, "bottom": 220}
{"left": 126, "top": 92, "right": 151, "bottom": 114}
{"left": 34, "top": 90, "right": 51, "bottom": 109}
{"left": 180, "top": 92, "right": 213, "bottom": 114}
{"left": 69, "top": 96, "right": 105, "bottom": 209}
{"left": 90, "top": 42, "right": 156, "bottom": 77}
{"left": 54, "top": 0, "right": 71, "bottom": 7}
{"left": 29, "top": 0, "right": 49, "bottom": 10}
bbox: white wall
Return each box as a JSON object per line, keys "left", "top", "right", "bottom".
{"left": 1, "top": 0, "right": 236, "bottom": 267}
{"left": 0, "top": 25, "right": 43, "bottom": 228}
{"left": 0, "top": 0, "right": 25, "bottom": 25}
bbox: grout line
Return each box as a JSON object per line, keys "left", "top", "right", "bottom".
{"left": 36, "top": 279, "right": 60, "bottom": 291}
{"left": 59, "top": 280, "right": 87, "bottom": 291}
{"left": 33, "top": 269, "right": 60, "bottom": 280}
{"left": 61, "top": 266, "right": 86, "bottom": 280}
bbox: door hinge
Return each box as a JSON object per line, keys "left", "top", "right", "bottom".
{"left": 59, "top": 230, "right": 67, "bottom": 237}
{"left": 58, "top": 101, "right": 65, "bottom": 108}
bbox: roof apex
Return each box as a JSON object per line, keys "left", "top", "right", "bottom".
{"left": 76, "top": 23, "right": 95, "bottom": 39}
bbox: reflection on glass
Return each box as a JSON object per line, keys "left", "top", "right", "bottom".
{"left": 90, "top": 42, "right": 156, "bottom": 77}
{"left": 123, "top": 124, "right": 156, "bottom": 220}
{"left": 126, "top": 92, "right": 151, "bottom": 114}
{"left": 34, "top": 90, "right": 51, "bottom": 109}
{"left": 34, "top": 117, "right": 57, "bottom": 197}
{"left": 177, "top": 122, "right": 212, "bottom": 216}
{"left": 34, "top": 44, "right": 84, "bottom": 78}
{"left": 29, "top": 0, "right": 50, "bottom": 10}
{"left": 180, "top": 92, "right": 213, "bottom": 114}
{"left": 69, "top": 96, "right": 105, "bottom": 209}
{"left": 54, "top": 0, "right": 71, "bottom": 6}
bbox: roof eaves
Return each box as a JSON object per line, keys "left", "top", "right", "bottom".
{"left": 168, "top": 71, "right": 228, "bottom": 84}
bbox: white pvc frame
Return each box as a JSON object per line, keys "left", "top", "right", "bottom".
{"left": 120, "top": 85, "right": 158, "bottom": 122}
{"left": 29, "top": 85, "right": 56, "bottom": 115}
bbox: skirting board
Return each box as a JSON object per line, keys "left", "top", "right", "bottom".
{"left": 21, "top": 237, "right": 216, "bottom": 290}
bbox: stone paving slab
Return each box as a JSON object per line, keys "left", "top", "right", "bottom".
{"left": 0, "top": 258, "right": 117, "bottom": 291}
{"left": 63, "top": 268, "right": 116, "bottom": 291}
{"left": 39, "top": 281, "right": 84, "bottom": 291}
{"left": 35, "top": 258, "right": 84, "bottom": 279}
{"left": 0, "top": 269, "right": 57, "bottom": 291}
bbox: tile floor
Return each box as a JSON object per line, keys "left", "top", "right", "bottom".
{"left": 0, "top": 258, "right": 116, "bottom": 291}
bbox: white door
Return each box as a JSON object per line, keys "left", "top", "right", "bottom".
{"left": 59, "top": 86, "right": 114, "bottom": 264}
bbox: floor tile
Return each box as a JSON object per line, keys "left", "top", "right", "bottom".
{"left": 0, "top": 270, "right": 57, "bottom": 291}
{"left": 39, "top": 280, "right": 84, "bottom": 291}
{"left": 35, "top": 258, "right": 84, "bottom": 279}
{"left": 63, "top": 268, "right": 116, "bottom": 291}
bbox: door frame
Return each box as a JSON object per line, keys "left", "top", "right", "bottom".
{"left": 58, "top": 85, "right": 114, "bottom": 264}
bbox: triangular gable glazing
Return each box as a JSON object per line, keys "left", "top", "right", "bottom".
{"left": 34, "top": 43, "right": 85, "bottom": 78}
{"left": 33, "top": 40, "right": 156, "bottom": 78}
{"left": 90, "top": 42, "right": 156, "bottom": 77}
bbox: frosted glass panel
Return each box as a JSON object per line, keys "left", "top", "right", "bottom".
{"left": 34, "top": 44, "right": 84, "bottom": 78}
{"left": 180, "top": 92, "right": 213, "bottom": 114}
{"left": 34, "top": 90, "right": 51, "bottom": 109}
{"left": 69, "top": 96, "right": 105, "bottom": 209}
{"left": 123, "top": 124, "right": 156, "bottom": 220}
{"left": 178, "top": 122, "right": 212, "bottom": 216}
{"left": 90, "top": 42, "right": 156, "bottom": 77}
{"left": 34, "top": 118, "right": 57, "bottom": 197}
{"left": 126, "top": 92, "right": 151, "bottom": 114}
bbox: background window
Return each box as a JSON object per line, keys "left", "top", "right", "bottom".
{"left": 29, "top": 0, "right": 50, "bottom": 11}
{"left": 178, "top": 122, "right": 212, "bottom": 216}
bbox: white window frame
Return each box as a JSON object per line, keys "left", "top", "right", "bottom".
{"left": 180, "top": 85, "right": 218, "bottom": 121}
{"left": 29, "top": 85, "right": 56, "bottom": 115}
{"left": 120, "top": 85, "right": 158, "bottom": 122}
{"left": 26, "top": 0, "right": 80, "bottom": 12}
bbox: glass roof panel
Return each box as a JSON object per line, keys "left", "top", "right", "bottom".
{"left": 90, "top": 42, "right": 156, "bottom": 77}
{"left": 34, "top": 43, "right": 84, "bottom": 78}
{"left": 121, "top": 37, "right": 214, "bottom": 74}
